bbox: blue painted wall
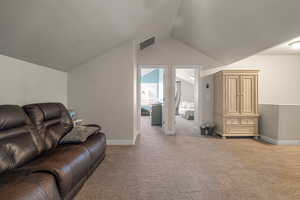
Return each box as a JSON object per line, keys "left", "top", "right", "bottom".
{"left": 141, "top": 69, "right": 160, "bottom": 83}
{"left": 141, "top": 69, "right": 164, "bottom": 111}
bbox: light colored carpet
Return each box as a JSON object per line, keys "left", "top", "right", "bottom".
{"left": 175, "top": 116, "right": 198, "bottom": 136}
{"left": 75, "top": 117, "right": 300, "bottom": 200}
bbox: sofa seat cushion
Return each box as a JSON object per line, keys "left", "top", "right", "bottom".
{"left": 22, "top": 145, "right": 92, "bottom": 197}
{"left": 58, "top": 132, "right": 106, "bottom": 172}
{"left": 0, "top": 172, "right": 61, "bottom": 200}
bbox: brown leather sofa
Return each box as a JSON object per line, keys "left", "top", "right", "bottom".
{"left": 0, "top": 103, "right": 106, "bottom": 200}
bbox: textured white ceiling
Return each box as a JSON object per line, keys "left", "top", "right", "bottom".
{"left": 176, "top": 68, "right": 195, "bottom": 84}
{"left": 172, "top": 0, "right": 300, "bottom": 65}
{"left": 261, "top": 36, "right": 300, "bottom": 55}
{"left": 2, "top": 0, "right": 300, "bottom": 71}
{"left": 0, "top": 0, "right": 181, "bottom": 71}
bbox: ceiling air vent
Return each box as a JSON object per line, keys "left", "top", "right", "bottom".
{"left": 140, "top": 37, "right": 155, "bottom": 50}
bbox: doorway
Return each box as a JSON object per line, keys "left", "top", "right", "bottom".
{"left": 172, "top": 66, "right": 201, "bottom": 136}
{"left": 137, "top": 65, "right": 201, "bottom": 136}
{"left": 137, "top": 65, "right": 167, "bottom": 134}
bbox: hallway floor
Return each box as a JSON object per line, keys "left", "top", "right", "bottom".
{"left": 76, "top": 117, "right": 300, "bottom": 200}
{"left": 175, "top": 116, "right": 197, "bottom": 136}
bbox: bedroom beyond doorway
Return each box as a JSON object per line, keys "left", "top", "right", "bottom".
{"left": 175, "top": 68, "right": 197, "bottom": 136}
{"left": 137, "top": 65, "right": 201, "bottom": 137}
{"left": 138, "top": 66, "right": 166, "bottom": 133}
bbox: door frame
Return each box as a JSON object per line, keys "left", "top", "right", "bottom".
{"left": 172, "top": 65, "right": 202, "bottom": 135}
{"left": 137, "top": 65, "right": 202, "bottom": 136}
{"left": 137, "top": 65, "right": 169, "bottom": 135}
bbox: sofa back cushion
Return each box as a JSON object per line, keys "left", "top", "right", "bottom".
{"left": 23, "top": 103, "right": 73, "bottom": 152}
{"left": 0, "top": 105, "right": 40, "bottom": 174}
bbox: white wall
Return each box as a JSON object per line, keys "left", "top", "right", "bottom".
{"left": 69, "top": 37, "right": 214, "bottom": 142}
{"left": 0, "top": 55, "right": 68, "bottom": 106}
{"left": 137, "top": 37, "right": 220, "bottom": 67}
{"left": 138, "top": 38, "right": 215, "bottom": 129}
{"left": 260, "top": 104, "right": 300, "bottom": 144}
{"left": 200, "top": 75, "right": 214, "bottom": 124}
{"left": 201, "top": 55, "right": 300, "bottom": 123}
{"left": 176, "top": 78, "right": 194, "bottom": 102}
{"left": 68, "top": 42, "right": 136, "bottom": 142}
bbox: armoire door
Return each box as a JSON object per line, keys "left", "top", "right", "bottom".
{"left": 240, "top": 75, "right": 257, "bottom": 115}
{"left": 225, "top": 75, "right": 240, "bottom": 115}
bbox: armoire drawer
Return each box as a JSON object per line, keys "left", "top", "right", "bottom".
{"left": 225, "top": 118, "right": 241, "bottom": 125}
{"left": 226, "top": 125, "right": 256, "bottom": 134}
{"left": 241, "top": 118, "right": 257, "bottom": 125}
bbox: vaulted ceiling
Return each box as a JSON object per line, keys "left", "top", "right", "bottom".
{"left": 172, "top": 0, "right": 300, "bottom": 65}
{"left": 261, "top": 36, "right": 300, "bottom": 55}
{"left": 0, "top": 0, "right": 181, "bottom": 71}
{"left": 1, "top": 0, "right": 300, "bottom": 71}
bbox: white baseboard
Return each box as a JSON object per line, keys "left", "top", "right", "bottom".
{"left": 277, "top": 140, "right": 300, "bottom": 145}
{"left": 107, "top": 140, "right": 135, "bottom": 145}
{"left": 261, "top": 135, "right": 300, "bottom": 145}
{"left": 107, "top": 131, "right": 140, "bottom": 146}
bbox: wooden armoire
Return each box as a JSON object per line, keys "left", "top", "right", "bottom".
{"left": 213, "top": 70, "right": 259, "bottom": 138}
